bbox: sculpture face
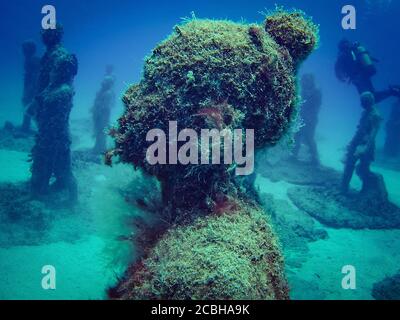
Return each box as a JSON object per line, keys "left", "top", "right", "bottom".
{"left": 105, "top": 65, "right": 114, "bottom": 76}
{"left": 41, "top": 26, "right": 64, "bottom": 48}
{"left": 361, "top": 91, "right": 376, "bottom": 109}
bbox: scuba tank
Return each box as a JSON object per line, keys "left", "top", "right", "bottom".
{"left": 354, "top": 44, "right": 377, "bottom": 76}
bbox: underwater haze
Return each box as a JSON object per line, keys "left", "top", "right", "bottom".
{"left": 0, "top": 0, "right": 400, "bottom": 300}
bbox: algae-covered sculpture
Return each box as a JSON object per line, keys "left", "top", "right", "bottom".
{"left": 28, "top": 25, "right": 78, "bottom": 202}
{"left": 292, "top": 73, "right": 322, "bottom": 165}
{"left": 108, "top": 9, "right": 318, "bottom": 300}
{"left": 1, "top": 41, "right": 39, "bottom": 141}
{"left": 91, "top": 65, "right": 116, "bottom": 154}
{"left": 342, "top": 92, "right": 386, "bottom": 199}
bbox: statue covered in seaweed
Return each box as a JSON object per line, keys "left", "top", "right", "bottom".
{"left": 342, "top": 92, "right": 388, "bottom": 201}
{"left": 108, "top": 9, "right": 318, "bottom": 300}
{"left": 91, "top": 65, "right": 116, "bottom": 154}
{"left": 2, "top": 41, "right": 40, "bottom": 139}
{"left": 28, "top": 25, "right": 78, "bottom": 202}
{"left": 292, "top": 73, "right": 322, "bottom": 165}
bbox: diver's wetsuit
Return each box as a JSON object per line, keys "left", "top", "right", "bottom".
{"left": 348, "top": 66, "right": 394, "bottom": 103}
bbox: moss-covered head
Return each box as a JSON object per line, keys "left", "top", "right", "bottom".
{"left": 265, "top": 9, "right": 319, "bottom": 65}
{"left": 111, "top": 11, "right": 318, "bottom": 212}
{"left": 41, "top": 24, "right": 64, "bottom": 48}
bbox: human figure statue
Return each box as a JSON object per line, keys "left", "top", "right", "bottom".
{"left": 292, "top": 73, "right": 322, "bottom": 165}
{"left": 335, "top": 39, "right": 400, "bottom": 194}
{"left": 384, "top": 99, "right": 400, "bottom": 158}
{"left": 91, "top": 65, "right": 116, "bottom": 154}
{"left": 20, "top": 40, "right": 40, "bottom": 134}
{"left": 342, "top": 92, "right": 388, "bottom": 201}
{"left": 27, "top": 25, "right": 78, "bottom": 202}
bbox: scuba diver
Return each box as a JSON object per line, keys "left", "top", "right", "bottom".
{"left": 292, "top": 73, "right": 322, "bottom": 166}
{"left": 335, "top": 39, "right": 400, "bottom": 102}
{"left": 335, "top": 39, "right": 400, "bottom": 195}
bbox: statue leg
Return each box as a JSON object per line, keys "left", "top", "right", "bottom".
{"left": 53, "top": 135, "right": 78, "bottom": 203}
{"left": 93, "top": 131, "right": 106, "bottom": 154}
{"left": 31, "top": 135, "right": 54, "bottom": 197}
{"left": 356, "top": 111, "right": 388, "bottom": 202}
{"left": 342, "top": 131, "right": 362, "bottom": 193}
{"left": 304, "top": 127, "right": 320, "bottom": 166}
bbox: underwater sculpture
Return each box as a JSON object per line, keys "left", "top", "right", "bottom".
{"left": 20, "top": 40, "right": 40, "bottom": 134}
{"left": 384, "top": 99, "right": 400, "bottom": 158}
{"left": 91, "top": 65, "right": 116, "bottom": 154}
{"left": 27, "top": 25, "right": 78, "bottom": 202}
{"left": 335, "top": 39, "right": 400, "bottom": 194}
{"left": 342, "top": 92, "right": 387, "bottom": 200}
{"left": 286, "top": 39, "right": 400, "bottom": 230}
{"left": 287, "top": 94, "right": 400, "bottom": 230}
{"left": 292, "top": 73, "right": 321, "bottom": 165}
{"left": 108, "top": 10, "right": 318, "bottom": 299}
{"left": 1, "top": 41, "right": 39, "bottom": 142}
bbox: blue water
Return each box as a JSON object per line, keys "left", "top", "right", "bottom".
{"left": 0, "top": 0, "right": 400, "bottom": 300}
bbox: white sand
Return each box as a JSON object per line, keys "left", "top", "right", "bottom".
{"left": 0, "top": 147, "right": 137, "bottom": 300}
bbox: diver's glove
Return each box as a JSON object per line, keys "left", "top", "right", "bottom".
{"left": 389, "top": 85, "right": 400, "bottom": 98}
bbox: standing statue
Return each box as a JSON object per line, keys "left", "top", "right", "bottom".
{"left": 108, "top": 10, "right": 318, "bottom": 300}
{"left": 20, "top": 40, "right": 40, "bottom": 134}
{"left": 335, "top": 39, "right": 400, "bottom": 195}
{"left": 342, "top": 92, "right": 388, "bottom": 201}
{"left": 27, "top": 25, "right": 78, "bottom": 202}
{"left": 292, "top": 73, "right": 322, "bottom": 165}
{"left": 91, "top": 65, "right": 116, "bottom": 154}
{"left": 384, "top": 99, "right": 400, "bottom": 158}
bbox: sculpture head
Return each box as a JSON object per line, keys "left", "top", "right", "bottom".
{"left": 361, "top": 91, "right": 375, "bottom": 109}
{"left": 41, "top": 24, "right": 64, "bottom": 48}
{"left": 110, "top": 10, "right": 318, "bottom": 211}
{"left": 105, "top": 65, "right": 114, "bottom": 76}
